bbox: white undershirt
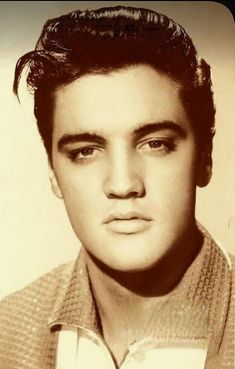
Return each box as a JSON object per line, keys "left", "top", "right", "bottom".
{"left": 56, "top": 327, "right": 207, "bottom": 369}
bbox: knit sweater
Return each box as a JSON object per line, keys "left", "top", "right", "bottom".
{"left": 0, "top": 227, "right": 234, "bottom": 369}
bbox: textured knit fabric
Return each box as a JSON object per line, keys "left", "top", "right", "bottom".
{"left": 0, "top": 226, "right": 234, "bottom": 369}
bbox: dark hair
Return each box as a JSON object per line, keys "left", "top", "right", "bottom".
{"left": 14, "top": 6, "right": 215, "bottom": 163}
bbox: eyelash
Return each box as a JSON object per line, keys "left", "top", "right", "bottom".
{"left": 67, "top": 146, "right": 101, "bottom": 162}
{"left": 67, "top": 138, "right": 176, "bottom": 162}
{"left": 138, "top": 138, "right": 176, "bottom": 153}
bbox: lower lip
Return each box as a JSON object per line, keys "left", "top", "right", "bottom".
{"left": 106, "top": 219, "right": 151, "bottom": 234}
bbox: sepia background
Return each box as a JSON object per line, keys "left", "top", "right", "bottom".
{"left": 0, "top": 1, "right": 234, "bottom": 299}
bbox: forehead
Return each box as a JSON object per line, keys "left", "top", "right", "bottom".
{"left": 53, "top": 64, "right": 189, "bottom": 137}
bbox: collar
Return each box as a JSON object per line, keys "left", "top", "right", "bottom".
{"left": 47, "top": 249, "right": 100, "bottom": 333}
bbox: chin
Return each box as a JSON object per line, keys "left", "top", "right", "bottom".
{"left": 87, "top": 245, "right": 167, "bottom": 274}
{"left": 83, "top": 227, "right": 183, "bottom": 273}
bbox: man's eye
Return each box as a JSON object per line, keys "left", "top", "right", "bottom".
{"left": 138, "top": 138, "right": 175, "bottom": 153}
{"left": 67, "top": 146, "right": 102, "bottom": 162}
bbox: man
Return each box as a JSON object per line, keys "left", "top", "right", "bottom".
{"left": 0, "top": 5, "right": 234, "bottom": 369}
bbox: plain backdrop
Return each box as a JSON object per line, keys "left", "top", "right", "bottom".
{"left": 0, "top": 1, "right": 234, "bottom": 299}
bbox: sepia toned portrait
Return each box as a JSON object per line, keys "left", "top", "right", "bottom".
{"left": 0, "top": 2, "right": 234, "bottom": 368}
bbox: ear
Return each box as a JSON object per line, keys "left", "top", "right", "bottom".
{"left": 197, "top": 150, "right": 212, "bottom": 188}
{"left": 48, "top": 163, "right": 63, "bottom": 199}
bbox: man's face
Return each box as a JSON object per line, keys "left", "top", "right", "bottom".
{"left": 51, "top": 64, "right": 203, "bottom": 272}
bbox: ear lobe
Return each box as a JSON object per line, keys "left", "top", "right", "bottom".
{"left": 197, "top": 164, "right": 212, "bottom": 187}
{"left": 48, "top": 165, "right": 63, "bottom": 199}
{"left": 197, "top": 151, "right": 212, "bottom": 188}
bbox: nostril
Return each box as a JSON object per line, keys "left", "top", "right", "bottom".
{"left": 103, "top": 159, "right": 145, "bottom": 199}
{"left": 107, "top": 190, "right": 141, "bottom": 200}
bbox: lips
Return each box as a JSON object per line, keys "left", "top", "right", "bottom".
{"left": 104, "top": 212, "right": 152, "bottom": 234}
{"left": 104, "top": 211, "right": 151, "bottom": 222}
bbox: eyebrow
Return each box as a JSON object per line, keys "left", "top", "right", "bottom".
{"left": 58, "top": 132, "right": 106, "bottom": 150}
{"left": 133, "top": 121, "right": 186, "bottom": 141}
{"left": 57, "top": 120, "right": 186, "bottom": 151}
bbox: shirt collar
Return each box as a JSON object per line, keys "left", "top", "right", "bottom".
{"left": 47, "top": 249, "right": 100, "bottom": 333}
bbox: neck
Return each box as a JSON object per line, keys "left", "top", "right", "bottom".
{"left": 84, "top": 223, "right": 202, "bottom": 364}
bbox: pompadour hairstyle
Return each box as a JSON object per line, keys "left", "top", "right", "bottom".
{"left": 14, "top": 6, "right": 215, "bottom": 163}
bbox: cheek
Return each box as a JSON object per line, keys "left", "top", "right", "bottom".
{"left": 145, "top": 148, "right": 198, "bottom": 207}
{"left": 55, "top": 168, "right": 103, "bottom": 226}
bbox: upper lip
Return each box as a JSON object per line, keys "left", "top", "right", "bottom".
{"left": 104, "top": 212, "right": 152, "bottom": 224}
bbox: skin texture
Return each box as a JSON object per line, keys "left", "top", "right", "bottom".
{"left": 50, "top": 64, "right": 208, "bottom": 273}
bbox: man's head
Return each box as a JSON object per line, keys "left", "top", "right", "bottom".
{"left": 13, "top": 6, "right": 215, "bottom": 272}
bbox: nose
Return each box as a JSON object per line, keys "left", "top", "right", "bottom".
{"left": 103, "top": 152, "right": 145, "bottom": 199}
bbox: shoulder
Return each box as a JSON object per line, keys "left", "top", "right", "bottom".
{"left": 0, "top": 260, "right": 76, "bottom": 364}
{"left": 0, "top": 259, "right": 75, "bottom": 313}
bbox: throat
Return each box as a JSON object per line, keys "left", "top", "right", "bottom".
{"left": 84, "top": 228, "right": 203, "bottom": 365}
{"left": 99, "top": 296, "right": 173, "bottom": 367}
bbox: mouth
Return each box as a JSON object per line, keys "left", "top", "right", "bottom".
{"left": 104, "top": 212, "right": 152, "bottom": 234}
